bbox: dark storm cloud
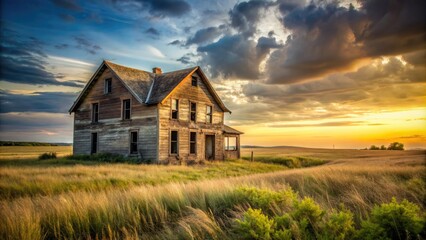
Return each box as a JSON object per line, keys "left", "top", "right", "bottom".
{"left": 108, "top": 0, "right": 191, "bottom": 17}
{"left": 177, "top": 53, "right": 197, "bottom": 65}
{"left": 229, "top": 0, "right": 272, "bottom": 36}
{"left": 0, "top": 30, "right": 83, "bottom": 87}
{"left": 50, "top": 0, "right": 82, "bottom": 11}
{"left": 0, "top": 90, "right": 78, "bottom": 113}
{"left": 186, "top": 26, "right": 224, "bottom": 46}
{"left": 168, "top": 40, "right": 182, "bottom": 45}
{"left": 267, "top": 0, "right": 426, "bottom": 84}
{"left": 73, "top": 36, "right": 102, "bottom": 55}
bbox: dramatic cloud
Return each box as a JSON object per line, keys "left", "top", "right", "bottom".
{"left": 186, "top": 26, "right": 225, "bottom": 46}
{"left": 229, "top": 0, "right": 272, "bottom": 36}
{"left": 0, "top": 90, "right": 78, "bottom": 113}
{"left": 145, "top": 27, "right": 160, "bottom": 36}
{"left": 74, "top": 36, "right": 102, "bottom": 55}
{"left": 0, "top": 29, "right": 83, "bottom": 87}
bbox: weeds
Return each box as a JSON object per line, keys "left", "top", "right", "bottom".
{"left": 38, "top": 152, "right": 56, "bottom": 160}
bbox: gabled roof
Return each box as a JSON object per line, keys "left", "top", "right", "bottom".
{"left": 69, "top": 60, "right": 230, "bottom": 113}
{"left": 223, "top": 125, "right": 244, "bottom": 135}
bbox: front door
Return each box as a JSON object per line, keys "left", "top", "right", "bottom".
{"left": 205, "top": 135, "right": 215, "bottom": 160}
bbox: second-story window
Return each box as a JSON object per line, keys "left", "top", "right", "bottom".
{"left": 190, "top": 102, "right": 196, "bottom": 122}
{"left": 122, "top": 99, "right": 131, "bottom": 120}
{"left": 92, "top": 103, "right": 99, "bottom": 123}
{"left": 206, "top": 105, "right": 212, "bottom": 123}
{"left": 104, "top": 78, "right": 112, "bottom": 94}
{"left": 171, "top": 99, "right": 178, "bottom": 119}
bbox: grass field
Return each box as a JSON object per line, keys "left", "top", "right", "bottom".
{"left": 0, "top": 146, "right": 425, "bottom": 239}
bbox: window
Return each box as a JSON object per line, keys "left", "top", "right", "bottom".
{"left": 191, "top": 76, "right": 198, "bottom": 87}
{"left": 130, "top": 131, "right": 138, "bottom": 154}
{"left": 190, "top": 102, "right": 196, "bottom": 122}
{"left": 206, "top": 105, "right": 212, "bottom": 123}
{"left": 190, "top": 132, "right": 196, "bottom": 154}
{"left": 170, "top": 130, "right": 178, "bottom": 154}
{"left": 171, "top": 99, "right": 179, "bottom": 119}
{"left": 224, "top": 136, "right": 237, "bottom": 151}
{"left": 122, "top": 99, "right": 131, "bottom": 120}
{"left": 92, "top": 103, "right": 99, "bottom": 123}
{"left": 104, "top": 78, "right": 112, "bottom": 94}
{"left": 91, "top": 132, "right": 98, "bottom": 154}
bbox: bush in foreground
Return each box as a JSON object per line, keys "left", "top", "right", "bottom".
{"left": 38, "top": 152, "right": 57, "bottom": 160}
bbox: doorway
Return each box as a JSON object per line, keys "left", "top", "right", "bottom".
{"left": 205, "top": 135, "right": 215, "bottom": 160}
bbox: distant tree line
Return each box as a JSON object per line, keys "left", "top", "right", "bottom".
{"left": 367, "top": 142, "right": 404, "bottom": 150}
{"left": 0, "top": 141, "right": 71, "bottom": 146}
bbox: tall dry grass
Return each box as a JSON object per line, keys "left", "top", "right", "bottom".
{"left": 1, "top": 162, "right": 424, "bottom": 239}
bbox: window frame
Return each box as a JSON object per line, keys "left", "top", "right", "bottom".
{"left": 104, "top": 78, "right": 112, "bottom": 94}
{"left": 206, "top": 105, "right": 213, "bottom": 124}
{"left": 91, "top": 132, "right": 98, "bottom": 154}
{"left": 171, "top": 98, "right": 179, "bottom": 120}
{"left": 91, "top": 103, "right": 99, "bottom": 123}
{"left": 189, "top": 131, "right": 197, "bottom": 155}
{"left": 224, "top": 136, "right": 237, "bottom": 151}
{"left": 122, "top": 99, "right": 131, "bottom": 120}
{"left": 190, "top": 101, "right": 197, "bottom": 122}
{"left": 170, "top": 130, "right": 179, "bottom": 155}
{"left": 129, "top": 131, "right": 138, "bottom": 155}
{"left": 191, "top": 76, "right": 198, "bottom": 87}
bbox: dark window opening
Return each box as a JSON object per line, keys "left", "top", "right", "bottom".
{"left": 190, "top": 102, "right": 196, "bottom": 122}
{"left": 123, "top": 99, "right": 131, "bottom": 120}
{"left": 206, "top": 105, "right": 212, "bottom": 123}
{"left": 191, "top": 76, "right": 198, "bottom": 86}
{"left": 171, "top": 99, "right": 178, "bottom": 119}
{"left": 130, "top": 131, "right": 138, "bottom": 154}
{"left": 225, "top": 136, "right": 237, "bottom": 151}
{"left": 92, "top": 103, "right": 99, "bottom": 123}
{"left": 104, "top": 78, "right": 112, "bottom": 94}
{"left": 190, "top": 132, "right": 196, "bottom": 154}
{"left": 91, "top": 132, "right": 98, "bottom": 154}
{"left": 171, "top": 131, "right": 178, "bottom": 154}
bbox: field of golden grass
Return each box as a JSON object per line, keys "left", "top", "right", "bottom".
{"left": 0, "top": 146, "right": 72, "bottom": 159}
{"left": 0, "top": 146, "right": 424, "bottom": 239}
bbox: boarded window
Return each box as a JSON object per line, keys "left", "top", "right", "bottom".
{"left": 225, "top": 137, "right": 237, "bottom": 151}
{"left": 171, "top": 99, "right": 178, "bottom": 119}
{"left": 91, "top": 132, "right": 98, "bottom": 154}
{"left": 190, "top": 102, "right": 196, "bottom": 122}
{"left": 171, "top": 131, "right": 178, "bottom": 154}
{"left": 92, "top": 103, "right": 99, "bottom": 123}
{"left": 104, "top": 78, "right": 112, "bottom": 94}
{"left": 130, "top": 131, "right": 138, "bottom": 154}
{"left": 206, "top": 105, "right": 212, "bottom": 123}
{"left": 191, "top": 76, "right": 198, "bottom": 86}
{"left": 123, "top": 99, "right": 131, "bottom": 120}
{"left": 190, "top": 132, "right": 196, "bottom": 154}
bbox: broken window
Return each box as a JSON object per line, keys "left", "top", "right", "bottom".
{"left": 191, "top": 76, "right": 198, "bottom": 87}
{"left": 206, "top": 105, "right": 212, "bottom": 123}
{"left": 224, "top": 136, "right": 237, "bottom": 151}
{"left": 130, "top": 131, "right": 138, "bottom": 154}
{"left": 122, "top": 99, "right": 131, "bottom": 120}
{"left": 190, "top": 102, "right": 196, "bottom": 122}
{"left": 190, "top": 132, "right": 196, "bottom": 154}
{"left": 171, "top": 130, "right": 178, "bottom": 154}
{"left": 92, "top": 103, "right": 99, "bottom": 123}
{"left": 91, "top": 132, "right": 98, "bottom": 154}
{"left": 104, "top": 78, "right": 112, "bottom": 94}
{"left": 171, "top": 99, "right": 178, "bottom": 119}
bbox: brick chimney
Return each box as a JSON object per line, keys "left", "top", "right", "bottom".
{"left": 152, "top": 67, "right": 162, "bottom": 74}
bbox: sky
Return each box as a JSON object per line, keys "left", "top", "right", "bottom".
{"left": 0, "top": 0, "right": 425, "bottom": 149}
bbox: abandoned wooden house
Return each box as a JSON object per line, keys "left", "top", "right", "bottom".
{"left": 69, "top": 60, "right": 242, "bottom": 163}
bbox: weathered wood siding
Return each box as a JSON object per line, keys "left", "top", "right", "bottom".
{"left": 73, "top": 68, "right": 157, "bottom": 160}
{"left": 158, "top": 71, "right": 225, "bottom": 163}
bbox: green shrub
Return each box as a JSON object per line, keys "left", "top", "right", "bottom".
{"left": 38, "top": 152, "right": 57, "bottom": 160}
{"left": 321, "top": 208, "right": 355, "bottom": 240}
{"left": 236, "top": 187, "right": 297, "bottom": 211}
{"left": 357, "top": 198, "right": 425, "bottom": 239}
{"left": 235, "top": 208, "right": 275, "bottom": 240}
{"left": 291, "top": 197, "right": 324, "bottom": 239}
